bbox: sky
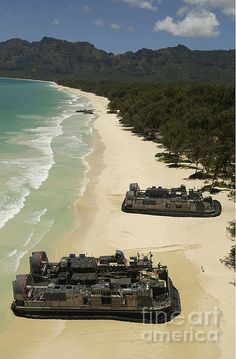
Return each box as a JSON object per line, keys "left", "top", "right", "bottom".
{"left": 0, "top": 0, "right": 235, "bottom": 53}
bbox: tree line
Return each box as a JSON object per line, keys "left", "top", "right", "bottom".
{"left": 59, "top": 79, "right": 235, "bottom": 183}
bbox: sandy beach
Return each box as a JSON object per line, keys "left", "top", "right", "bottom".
{"left": 0, "top": 85, "right": 234, "bottom": 359}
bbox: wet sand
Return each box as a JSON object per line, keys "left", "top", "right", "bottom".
{"left": 0, "top": 86, "right": 234, "bottom": 359}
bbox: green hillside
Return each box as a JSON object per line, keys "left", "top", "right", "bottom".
{"left": 0, "top": 37, "right": 234, "bottom": 85}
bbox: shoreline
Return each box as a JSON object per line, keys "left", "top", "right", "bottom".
{"left": 0, "top": 76, "right": 55, "bottom": 84}
{"left": 55, "top": 84, "right": 235, "bottom": 355}
{"left": 61, "top": 85, "right": 235, "bottom": 356}
{"left": 0, "top": 83, "right": 234, "bottom": 359}
{"left": 0, "top": 79, "right": 96, "bottom": 333}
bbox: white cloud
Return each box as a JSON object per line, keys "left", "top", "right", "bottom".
{"left": 95, "top": 20, "right": 104, "bottom": 27}
{"left": 153, "top": 10, "right": 220, "bottom": 37}
{"left": 52, "top": 18, "right": 60, "bottom": 26}
{"left": 120, "top": 0, "right": 159, "bottom": 11}
{"left": 184, "top": 0, "right": 235, "bottom": 17}
{"left": 81, "top": 4, "right": 91, "bottom": 13}
{"left": 176, "top": 6, "right": 189, "bottom": 17}
{"left": 111, "top": 23, "right": 122, "bottom": 30}
{"left": 127, "top": 26, "right": 135, "bottom": 31}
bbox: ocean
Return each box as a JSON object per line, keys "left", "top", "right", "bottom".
{"left": 0, "top": 77, "right": 92, "bottom": 329}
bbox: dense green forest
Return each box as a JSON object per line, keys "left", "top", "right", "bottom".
{"left": 59, "top": 79, "right": 235, "bottom": 185}
{"left": 0, "top": 38, "right": 234, "bottom": 85}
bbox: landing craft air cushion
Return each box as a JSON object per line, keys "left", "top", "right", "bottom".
{"left": 122, "top": 183, "right": 221, "bottom": 217}
{"left": 11, "top": 250, "right": 181, "bottom": 323}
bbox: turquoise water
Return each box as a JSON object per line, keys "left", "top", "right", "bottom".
{"left": 0, "top": 77, "right": 92, "bottom": 328}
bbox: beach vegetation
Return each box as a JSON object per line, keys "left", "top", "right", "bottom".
{"left": 220, "top": 221, "right": 235, "bottom": 271}
{"left": 59, "top": 79, "right": 235, "bottom": 184}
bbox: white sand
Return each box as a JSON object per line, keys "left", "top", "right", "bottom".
{"left": 0, "top": 85, "right": 234, "bottom": 359}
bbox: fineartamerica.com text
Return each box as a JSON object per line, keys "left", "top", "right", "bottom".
{"left": 141, "top": 307, "right": 222, "bottom": 343}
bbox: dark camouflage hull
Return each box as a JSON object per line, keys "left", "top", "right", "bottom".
{"left": 121, "top": 199, "right": 222, "bottom": 218}
{"left": 11, "top": 282, "right": 181, "bottom": 324}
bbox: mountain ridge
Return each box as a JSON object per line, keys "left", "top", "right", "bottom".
{"left": 0, "top": 37, "right": 234, "bottom": 85}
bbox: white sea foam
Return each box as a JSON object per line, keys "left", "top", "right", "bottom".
{"left": 77, "top": 176, "right": 90, "bottom": 198}
{"left": 23, "top": 125, "right": 62, "bottom": 156}
{"left": 0, "top": 160, "right": 51, "bottom": 231}
{"left": 75, "top": 147, "right": 93, "bottom": 199}
{"left": 0, "top": 109, "right": 75, "bottom": 230}
{"left": 7, "top": 248, "right": 17, "bottom": 257}
{"left": 5, "top": 158, "right": 53, "bottom": 191}
{"left": 3, "top": 249, "right": 28, "bottom": 273}
{"left": 27, "top": 219, "right": 54, "bottom": 253}
{"left": 1, "top": 217, "right": 54, "bottom": 274}
{"left": 0, "top": 155, "right": 53, "bottom": 229}
{"left": 0, "top": 105, "right": 90, "bottom": 231}
{"left": 23, "top": 228, "right": 35, "bottom": 247}
{"left": 16, "top": 114, "right": 48, "bottom": 121}
{"left": 0, "top": 86, "right": 91, "bottom": 234}
{"left": 25, "top": 208, "right": 48, "bottom": 225}
{"left": 67, "top": 95, "right": 83, "bottom": 109}
{"left": 0, "top": 187, "right": 30, "bottom": 230}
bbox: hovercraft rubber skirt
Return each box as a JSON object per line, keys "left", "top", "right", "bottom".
{"left": 121, "top": 200, "right": 221, "bottom": 217}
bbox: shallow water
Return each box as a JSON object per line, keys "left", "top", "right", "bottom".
{"left": 0, "top": 78, "right": 92, "bottom": 330}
